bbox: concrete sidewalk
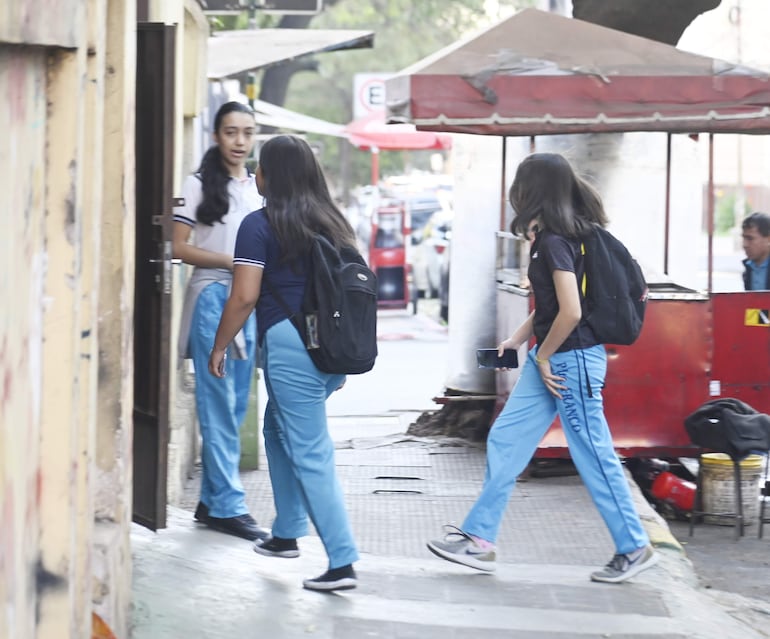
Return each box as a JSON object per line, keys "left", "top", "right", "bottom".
{"left": 130, "top": 415, "right": 770, "bottom": 639}
{"left": 130, "top": 309, "right": 770, "bottom": 638}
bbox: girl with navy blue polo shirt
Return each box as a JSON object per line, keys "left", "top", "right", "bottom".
{"left": 427, "top": 153, "right": 659, "bottom": 584}
{"left": 173, "top": 101, "right": 268, "bottom": 542}
{"left": 209, "top": 135, "right": 359, "bottom": 592}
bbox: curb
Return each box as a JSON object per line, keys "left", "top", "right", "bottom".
{"left": 625, "top": 469, "right": 685, "bottom": 553}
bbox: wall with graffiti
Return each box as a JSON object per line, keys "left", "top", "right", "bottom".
{"left": 0, "top": 45, "right": 48, "bottom": 639}
{"left": 0, "top": 2, "right": 136, "bottom": 637}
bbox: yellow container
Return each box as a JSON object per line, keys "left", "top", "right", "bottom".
{"left": 700, "top": 453, "right": 763, "bottom": 526}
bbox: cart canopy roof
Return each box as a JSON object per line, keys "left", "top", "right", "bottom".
{"left": 385, "top": 8, "right": 770, "bottom": 136}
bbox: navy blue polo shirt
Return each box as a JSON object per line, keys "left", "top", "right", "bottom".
{"left": 234, "top": 208, "right": 308, "bottom": 344}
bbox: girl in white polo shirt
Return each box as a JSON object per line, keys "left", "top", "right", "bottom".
{"left": 173, "top": 101, "right": 267, "bottom": 542}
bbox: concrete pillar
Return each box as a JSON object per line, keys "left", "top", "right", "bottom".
{"left": 92, "top": 0, "right": 136, "bottom": 635}
{"left": 37, "top": 43, "right": 87, "bottom": 638}
{"left": 0, "top": 44, "right": 49, "bottom": 639}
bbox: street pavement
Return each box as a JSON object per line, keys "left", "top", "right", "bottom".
{"left": 130, "top": 303, "right": 770, "bottom": 638}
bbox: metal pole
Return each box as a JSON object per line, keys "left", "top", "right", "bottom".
{"left": 246, "top": 73, "right": 257, "bottom": 109}
{"left": 248, "top": 1, "right": 258, "bottom": 29}
{"left": 499, "top": 136, "right": 507, "bottom": 231}
{"left": 663, "top": 133, "right": 671, "bottom": 275}
{"left": 708, "top": 133, "right": 715, "bottom": 294}
{"left": 370, "top": 148, "right": 380, "bottom": 186}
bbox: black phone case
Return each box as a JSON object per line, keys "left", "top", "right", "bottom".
{"left": 476, "top": 348, "right": 518, "bottom": 369}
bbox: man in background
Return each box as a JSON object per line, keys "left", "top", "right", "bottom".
{"left": 742, "top": 212, "right": 770, "bottom": 290}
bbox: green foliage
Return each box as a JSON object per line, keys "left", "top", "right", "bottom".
{"left": 714, "top": 191, "right": 751, "bottom": 235}
{"left": 208, "top": 8, "right": 282, "bottom": 31}
{"left": 275, "top": 0, "right": 534, "bottom": 193}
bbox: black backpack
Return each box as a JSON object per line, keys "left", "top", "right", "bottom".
{"left": 267, "top": 234, "right": 378, "bottom": 375}
{"left": 580, "top": 225, "right": 648, "bottom": 346}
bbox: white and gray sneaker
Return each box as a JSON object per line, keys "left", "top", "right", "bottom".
{"left": 426, "top": 525, "right": 497, "bottom": 572}
{"left": 590, "top": 545, "right": 659, "bottom": 583}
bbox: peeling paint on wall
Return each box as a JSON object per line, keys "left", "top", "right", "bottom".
{"left": 0, "top": 0, "right": 82, "bottom": 48}
{"left": 65, "top": 159, "right": 77, "bottom": 246}
{"left": 0, "top": 45, "right": 47, "bottom": 639}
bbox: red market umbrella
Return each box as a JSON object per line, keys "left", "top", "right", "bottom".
{"left": 345, "top": 111, "right": 453, "bottom": 150}
{"left": 344, "top": 112, "right": 452, "bottom": 183}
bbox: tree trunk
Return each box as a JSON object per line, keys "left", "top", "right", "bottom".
{"left": 257, "top": 2, "right": 341, "bottom": 126}
{"left": 572, "top": 0, "right": 722, "bottom": 45}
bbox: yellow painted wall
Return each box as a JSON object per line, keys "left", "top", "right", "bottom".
{"left": 0, "top": 44, "right": 49, "bottom": 639}
{"left": 1, "top": 0, "right": 211, "bottom": 635}
{"left": 0, "top": 0, "right": 81, "bottom": 47}
{"left": 167, "top": 0, "right": 212, "bottom": 507}
{"left": 0, "top": 0, "right": 135, "bottom": 636}
{"left": 92, "top": 0, "right": 137, "bottom": 634}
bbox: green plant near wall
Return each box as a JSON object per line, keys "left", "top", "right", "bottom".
{"left": 715, "top": 192, "right": 752, "bottom": 235}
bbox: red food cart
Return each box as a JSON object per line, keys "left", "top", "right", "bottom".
{"left": 387, "top": 8, "right": 770, "bottom": 457}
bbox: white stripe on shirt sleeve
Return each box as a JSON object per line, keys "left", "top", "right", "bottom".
{"left": 233, "top": 257, "right": 264, "bottom": 268}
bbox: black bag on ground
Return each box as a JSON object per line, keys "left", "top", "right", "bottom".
{"left": 267, "top": 235, "right": 378, "bottom": 375}
{"left": 580, "top": 225, "right": 648, "bottom": 345}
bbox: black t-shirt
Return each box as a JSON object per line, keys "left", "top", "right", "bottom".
{"left": 528, "top": 230, "right": 598, "bottom": 352}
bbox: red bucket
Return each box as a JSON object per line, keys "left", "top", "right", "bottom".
{"left": 651, "top": 471, "right": 696, "bottom": 511}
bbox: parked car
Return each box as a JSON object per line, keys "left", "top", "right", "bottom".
{"left": 404, "top": 193, "right": 443, "bottom": 244}
{"left": 411, "top": 207, "right": 453, "bottom": 299}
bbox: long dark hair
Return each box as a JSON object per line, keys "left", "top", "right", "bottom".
{"left": 258, "top": 135, "right": 356, "bottom": 264}
{"left": 509, "top": 152, "right": 608, "bottom": 239}
{"left": 196, "top": 101, "right": 255, "bottom": 226}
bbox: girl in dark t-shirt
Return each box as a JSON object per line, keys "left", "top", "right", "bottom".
{"left": 428, "top": 152, "right": 659, "bottom": 584}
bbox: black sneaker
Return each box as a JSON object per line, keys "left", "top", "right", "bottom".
{"left": 302, "top": 564, "right": 357, "bottom": 592}
{"left": 206, "top": 513, "right": 270, "bottom": 542}
{"left": 253, "top": 536, "right": 300, "bottom": 558}
{"left": 194, "top": 502, "right": 209, "bottom": 523}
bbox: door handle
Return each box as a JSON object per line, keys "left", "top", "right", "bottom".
{"left": 148, "top": 241, "right": 177, "bottom": 294}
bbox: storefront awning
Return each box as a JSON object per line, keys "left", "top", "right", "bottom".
{"left": 208, "top": 28, "right": 374, "bottom": 80}
{"left": 251, "top": 98, "right": 346, "bottom": 137}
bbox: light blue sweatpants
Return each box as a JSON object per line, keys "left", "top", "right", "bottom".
{"left": 463, "top": 344, "right": 649, "bottom": 555}
{"left": 261, "top": 318, "right": 359, "bottom": 570}
{"left": 190, "top": 282, "right": 256, "bottom": 519}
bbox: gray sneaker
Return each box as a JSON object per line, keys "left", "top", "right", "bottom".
{"left": 590, "top": 545, "right": 659, "bottom": 583}
{"left": 426, "top": 525, "right": 496, "bottom": 572}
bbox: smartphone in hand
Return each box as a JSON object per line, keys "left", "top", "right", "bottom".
{"left": 476, "top": 348, "right": 518, "bottom": 369}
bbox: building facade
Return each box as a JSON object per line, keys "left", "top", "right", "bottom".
{"left": 0, "top": 1, "right": 209, "bottom": 636}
